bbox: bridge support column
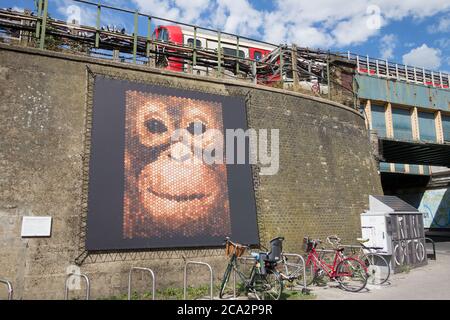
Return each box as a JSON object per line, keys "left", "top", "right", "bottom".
{"left": 385, "top": 102, "right": 394, "bottom": 138}
{"left": 435, "top": 111, "right": 444, "bottom": 143}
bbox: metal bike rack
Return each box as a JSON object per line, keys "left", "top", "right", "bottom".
{"left": 128, "top": 267, "right": 156, "bottom": 300}
{"left": 425, "top": 237, "right": 436, "bottom": 260}
{"left": 282, "top": 253, "right": 308, "bottom": 292}
{"left": 183, "top": 261, "right": 213, "bottom": 300}
{"left": 64, "top": 273, "right": 90, "bottom": 300}
{"left": 0, "top": 279, "right": 13, "bottom": 300}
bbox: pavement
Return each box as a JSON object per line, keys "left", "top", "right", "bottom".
{"left": 311, "top": 241, "right": 450, "bottom": 300}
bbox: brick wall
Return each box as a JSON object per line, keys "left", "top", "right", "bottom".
{"left": 0, "top": 44, "right": 382, "bottom": 299}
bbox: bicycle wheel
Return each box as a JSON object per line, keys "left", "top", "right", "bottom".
{"left": 362, "top": 253, "right": 390, "bottom": 285}
{"left": 219, "top": 262, "right": 233, "bottom": 299}
{"left": 260, "top": 270, "right": 284, "bottom": 300}
{"left": 335, "top": 258, "right": 368, "bottom": 292}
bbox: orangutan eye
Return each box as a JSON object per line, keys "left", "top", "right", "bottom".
{"left": 145, "top": 119, "right": 167, "bottom": 134}
{"left": 187, "top": 121, "right": 206, "bottom": 135}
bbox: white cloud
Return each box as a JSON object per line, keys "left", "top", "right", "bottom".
{"left": 54, "top": 0, "right": 450, "bottom": 57}
{"left": 379, "top": 34, "right": 397, "bottom": 60}
{"left": 402, "top": 44, "right": 442, "bottom": 70}
{"left": 427, "top": 16, "right": 450, "bottom": 33}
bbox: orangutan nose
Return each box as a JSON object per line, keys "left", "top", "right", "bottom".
{"left": 169, "top": 141, "right": 193, "bottom": 162}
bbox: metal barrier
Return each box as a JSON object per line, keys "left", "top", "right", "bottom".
{"left": 425, "top": 237, "right": 436, "bottom": 260}
{"left": 128, "top": 267, "right": 156, "bottom": 300}
{"left": 0, "top": 279, "right": 13, "bottom": 300}
{"left": 64, "top": 273, "right": 90, "bottom": 300}
{"left": 281, "top": 253, "right": 308, "bottom": 293}
{"left": 183, "top": 261, "right": 213, "bottom": 300}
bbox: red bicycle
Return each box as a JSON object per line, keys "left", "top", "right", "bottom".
{"left": 303, "top": 236, "right": 368, "bottom": 292}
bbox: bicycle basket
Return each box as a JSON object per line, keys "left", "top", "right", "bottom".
{"left": 225, "top": 241, "right": 246, "bottom": 258}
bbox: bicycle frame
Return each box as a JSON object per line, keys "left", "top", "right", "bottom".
{"left": 228, "top": 254, "right": 259, "bottom": 290}
{"left": 306, "top": 247, "right": 350, "bottom": 278}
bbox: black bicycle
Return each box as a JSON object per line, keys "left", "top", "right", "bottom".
{"left": 219, "top": 237, "right": 284, "bottom": 300}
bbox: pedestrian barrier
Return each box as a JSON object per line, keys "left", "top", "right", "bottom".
{"left": 0, "top": 279, "right": 13, "bottom": 300}
{"left": 183, "top": 261, "right": 213, "bottom": 300}
{"left": 425, "top": 237, "right": 436, "bottom": 260}
{"left": 128, "top": 267, "right": 156, "bottom": 300}
{"left": 64, "top": 273, "right": 90, "bottom": 300}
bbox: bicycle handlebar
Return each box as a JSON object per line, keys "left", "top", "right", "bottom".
{"left": 326, "top": 235, "right": 341, "bottom": 246}
{"left": 223, "top": 237, "right": 250, "bottom": 249}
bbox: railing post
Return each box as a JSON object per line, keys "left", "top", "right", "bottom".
{"left": 35, "top": 0, "right": 43, "bottom": 39}
{"left": 235, "top": 36, "right": 240, "bottom": 75}
{"left": 192, "top": 26, "right": 197, "bottom": 73}
{"left": 291, "top": 44, "right": 299, "bottom": 90}
{"left": 252, "top": 60, "right": 257, "bottom": 84}
{"left": 95, "top": 2, "right": 101, "bottom": 48}
{"left": 366, "top": 55, "right": 370, "bottom": 74}
{"left": 133, "top": 11, "right": 138, "bottom": 63}
{"left": 146, "top": 17, "right": 152, "bottom": 59}
{"left": 279, "top": 45, "right": 284, "bottom": 86}
{"left": 327, "top": 53, "right": 331, "bottom": 100}
{"left": 38, "top": 0, "right": 48, "bottom": 49}
{"left": 217, "top": 31, "right": 222, "bottom": 77}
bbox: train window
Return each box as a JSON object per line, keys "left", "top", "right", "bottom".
{"left": 187, "top": 38, "right": 202, "bottom": 48}
{"left": 222, "top": 47, "right": 245, "bottom": 58}
{"left": 158, "top": 28, "right": 169, "bottom": 41}
{"left": 253, "top": 51, "right": 262, "bottom": 61}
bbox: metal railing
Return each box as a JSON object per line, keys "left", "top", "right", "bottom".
{"left": 425, "top": 237, "right": 436, "bottom": 261}
{"left": 0, "top": 279, "right": 13, "bottom": 300}
{"left": 281, "top": 253, "right": 307, "bottom": 292}
{"left": 347, "top": 52, "right": 450, "bottom": 90}
{"left": 64, "top": 273, "right": 90, "bottom": 300}
{"left": 183, "top": 261, "right": 213, "bottom": 300}
{"left": 128, "top": 267, "right": 156, "bottom": 300}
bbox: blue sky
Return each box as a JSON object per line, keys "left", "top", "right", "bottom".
{"left": 2, "top": 0, "right": 449, "bottom": 72}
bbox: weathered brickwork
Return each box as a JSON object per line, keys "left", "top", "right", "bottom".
{"left": 0, "top": 45, "right": 382, "bottom": 299}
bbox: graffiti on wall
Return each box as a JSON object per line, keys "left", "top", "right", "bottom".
{"left": 418, "top": 188, "right": 450, "bottom": 228}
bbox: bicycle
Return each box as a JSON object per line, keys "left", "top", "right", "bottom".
{"left": 326, "top": 236, "right": 390, "bottom": 285}
{"left": 302, "top": 236, "right": 368, "bottom": 292}
{"left": 219, "top": 237, "right": 284, "bottom": 300}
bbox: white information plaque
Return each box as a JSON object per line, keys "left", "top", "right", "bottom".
{"left": 21, "top": 216, "right": 52, "bottom": 237}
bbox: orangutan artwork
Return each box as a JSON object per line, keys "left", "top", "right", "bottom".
{"left": 86, "top": 77, "right": 259, "bottom": 250}
{"left": 123, "top": 91, "right": 231, "bottom": 239}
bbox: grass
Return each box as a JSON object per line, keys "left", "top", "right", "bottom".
{"left": 105, "top": 284, "right": 214, "bottom": 300}
{"left": 103, "top": 281, "right": 317, "bottom": 300}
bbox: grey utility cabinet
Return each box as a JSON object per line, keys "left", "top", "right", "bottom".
{"left": 361, "top": 195, "right": 427, "bottom": 273}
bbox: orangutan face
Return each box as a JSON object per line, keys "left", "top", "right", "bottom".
{"left": 123, "top": 91, "right": 231, "bottom": 239}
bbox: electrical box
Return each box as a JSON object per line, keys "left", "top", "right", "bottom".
{"left": 361, "top": 195, "right": 427, "bottom": 273}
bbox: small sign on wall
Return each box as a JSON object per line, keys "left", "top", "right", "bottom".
{"left": 21, "top": 216, "right": 52, "bottom": 237}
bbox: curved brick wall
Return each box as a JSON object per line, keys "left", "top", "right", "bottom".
{"left": 0, "top": 44, "right": 382, "bottom": 299}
